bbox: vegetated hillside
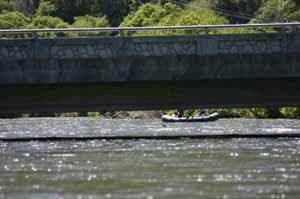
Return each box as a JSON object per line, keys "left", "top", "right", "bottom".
{"left": 3, "top": 0, "right": 300, "bottom": 26}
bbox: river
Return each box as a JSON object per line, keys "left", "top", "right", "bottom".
{"left": 0, "top": 118, "right": 300, "bottom": 199}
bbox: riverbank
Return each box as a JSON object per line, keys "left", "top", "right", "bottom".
{"left": 0, "top": 107, "right": 300, "bottom": 119}
{"left": 0, "top": 111, "right": 165, "bottom": 119}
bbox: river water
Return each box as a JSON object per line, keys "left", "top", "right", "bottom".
{"left": 0, "top": 118, "right": 300, "bottom": 199}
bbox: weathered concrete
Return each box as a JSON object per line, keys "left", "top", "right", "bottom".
{"left": 0, "top": 32, "right": 300, "bottom": 113}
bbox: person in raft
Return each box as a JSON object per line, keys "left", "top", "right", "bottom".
{"left": 198, "top": 109, "right": 206, "bottom": 117}
{"left": 174, "top": 109, "right": 184, "bottom": 118}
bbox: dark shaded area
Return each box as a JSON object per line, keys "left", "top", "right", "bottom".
{"left": 213, "top": 0, "right": 264, "bottom": 23}
{"left": 0, "top": 79, "right": 300, "bottom": 114}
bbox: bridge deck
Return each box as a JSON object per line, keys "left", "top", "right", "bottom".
{"left": 0, "top": 24, "right": 300, "bottom": 113}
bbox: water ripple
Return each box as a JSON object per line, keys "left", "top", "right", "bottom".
{"left": 0, "top": 118, "right": 300, "bottom": 199}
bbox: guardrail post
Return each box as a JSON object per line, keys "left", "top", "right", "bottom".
{"left": 205, "top": 28, "right": 208, "bottom": 35}
{"left": 119, "top": 30, "right": 125, "bottom": 37}
{"left": 32, "top": 32, "right": 37, "bottom": 40}
{"left": 32, "top": 31, "right": 37, "bottom": 70}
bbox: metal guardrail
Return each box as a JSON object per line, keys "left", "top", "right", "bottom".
{"left": 0, "top": 22, "right": 299, "bottom": 35}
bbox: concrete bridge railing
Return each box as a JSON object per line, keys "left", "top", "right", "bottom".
{"left": 0, "top": 23, "right": 300, "bottom": 113}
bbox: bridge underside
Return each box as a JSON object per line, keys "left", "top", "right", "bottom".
{"left": 0, "top": 33, "right": 300, "bottom": 113}
{"left": 1, "top": 78, "right": 300, "bottom": 113}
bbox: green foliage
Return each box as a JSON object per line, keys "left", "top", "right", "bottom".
{"left": 28, "top": 15, "right": 69, "bottom": 37}
{"left": 121, "top": 3, "right": 164, "bottom": 27}
{"left": 35, "top": 0, "right": 57, "bottom": 16}
{"left": 0, "top": 11, "right": 29, "bottom": 29}
{"left": 87, "top": 112, "right": 101, "bottom": 117}
{"left": 183, "top": 109, "right": 198, "bottom": 117}
{"left": 10, "top": 0, "right": 300, "bottom": 28}
{"left": 59, "top": 112, "right": 80, "bottom": 117}
{"left": 0, "top": 0, "right": 15, "bottom": 13}
{"left": 22, "top": 0, "right": 70, "bottom": 37}
{"left": 50, "top": 0, "right": 94, "bottom": 23}
{"left": 121, "top": 2, "right": 228, "bottom": 36}
{"left": 30, "top": 15, "right": 68, "bottom": 29}
{"left": 206, "top": 108, "right": 284, "bottom": 118}
{"left": 247, "top": 108, "right": 269, "bottom": 118}
{"left": 71, "top": 15, "right": 110, "bottom": 36}
{"left": 91, "top": 0, "right": 130, "bottom": 27}
{"left": 177, "top": 9, "right": 226, "bottom": 26}
{"left": 213, "top": 0, "right": 264, "bottom": 23}
{"left": 255, "top": 0, "right": 300, "bottom": 22}
{"left": 72, "top": 15, "right": 109, "bottom": 28}
{"left": 174, "top": 5, "right": 227, "bottom": 35}
{"left": 280, "top": 107, "right": 300, "bottom": 119}
{"left": 0, "top": 11, "right": 30, "bottom": 38}
{"left": 157, "top": 2, "right": 183, "bottom": 25}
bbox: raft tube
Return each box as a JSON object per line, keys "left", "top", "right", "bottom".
{"left": 161, "top": 112, "right": 220, "bottom": 123}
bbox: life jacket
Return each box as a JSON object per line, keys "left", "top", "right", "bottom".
{"left": 176, "top": 111, "right": 183, "bottom": 118}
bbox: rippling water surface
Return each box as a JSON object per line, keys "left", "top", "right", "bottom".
{"left": 0, "top": 118, "right": 300, "bottom": 199}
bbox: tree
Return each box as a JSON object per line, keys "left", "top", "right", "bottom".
{"left": 91, "top": 0, "right": 130, "bottom": 27}
{"left": 121, "top": 2, "right": 228, "bottom": 35}
{"left": 51, "top": 0, "right": 94, "bottom": 23}
{"left": 255, "top": 0, "right": 300, "bottom": 22}
{"left": 27, "top": 1, "right": 69, "bottom": 37}
{"left": 0, "top": 0, "right": 15, "bottom": 13}
{"left": 175, "top": 1, "right": 228, "bottom": 34}
{"left": 26, "top": 15, "right": 69, "bottom": 37}
{"left": 9, "top": 0, "right": 192, "bottom": 27}
{"left": 35, "top": 0, "right": 57, "bottom": 16}
{"left": 121, "top": 3, "right": 165, "bottom": 27}
{"left": 0, "top": 11, "right": 29, "bottom": 29}
{"left": 212, "top": 0, "right": 266, "bottom": 23}
{"left": 0, "top": 11, "right": 30, "bottom": 38}
{"left": 29, "top": 15, "right": 68, "bottom": 29}
{"left": 72, "top": 15, "right": 110, "bottom": 36}
{"left": 35, "top": 0, "right": 56, "bottom": 16}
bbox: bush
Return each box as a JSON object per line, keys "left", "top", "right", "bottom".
{"left": 35, "top": 0, "right": 57, "bottom": 17}
{"left": 280, "top": 107, "right": 300, "bottom": 119}
{"left": 28, "top": 15, "right": 69, "bottom": 37}
{"left": 71, "top": 15, "right": 110, "bottom": 36}
{"left": 0, "top": 11, "right": 29, "bottom": 29}
{"left": 120, "top": 2, "right": 228, "bottom": 36}
{"left": 0, "top": 11, "right": 30, "bottom": 38}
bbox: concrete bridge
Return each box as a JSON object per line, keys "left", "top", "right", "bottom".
{"left": 0, "top": 23, "right": 300, "bottom": 113}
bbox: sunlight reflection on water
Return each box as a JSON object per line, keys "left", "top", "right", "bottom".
{"left": 0, "top": 118, "right": 300, "bottom": 199}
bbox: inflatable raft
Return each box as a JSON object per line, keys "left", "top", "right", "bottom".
{"left": 161, "top": 112, "right": 220, "bottom": 123}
